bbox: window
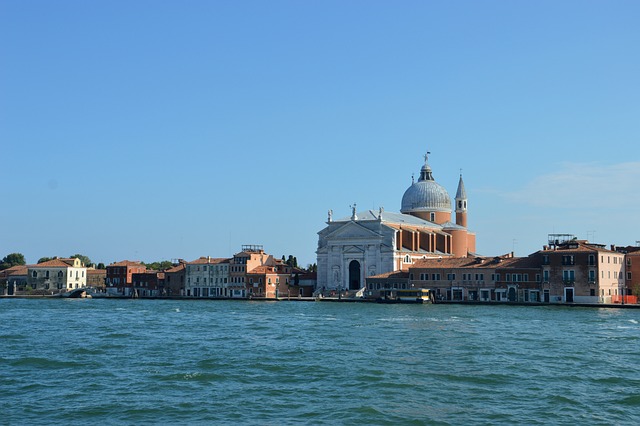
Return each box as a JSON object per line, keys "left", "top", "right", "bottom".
{"left": 447, "top": 273, "right": 456, "bottom": 280}
{"left": 590, "top": 289, "right": 595, "bottom": 297}
{"left": 589, "top": 255, "right": 595, "bottom": 266}
{"left": 536, "top": 274, "right": 541, "bottom": 283}
{"left": 543, "top": 270, "right": 549, "bottom": 281}
{"left": 628, "top": 272, "right": 632, "bottom": 280}
{"left": 542, "top": 255, "right": 549, "bottom": 265}
{"left": 563, "top": 270, "right": 575, "bottom": 282}
{"left": 45, "top": 271, "right": 50, "bottom": 279}
{"left": 589, "top": 270, "right": 596, "bottom": 281}
{"left": 523, "top": 274, "right": 528, "bottom": 282}
{"left": 430, "top": 212, "right": 435, "bottom": 222}
{"left": 506, "top": 273, "right": 511, "bottom": 282}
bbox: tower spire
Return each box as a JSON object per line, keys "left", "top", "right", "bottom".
{"left": 455, "top": 172, "right": 468, "bottom": 227}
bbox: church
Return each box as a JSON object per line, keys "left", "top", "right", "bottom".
{"left": 316, "top": 153, "right": 476, "bottom": 291}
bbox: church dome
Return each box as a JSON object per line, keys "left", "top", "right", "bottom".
{"left": 400, "top": 155, "right": 452, "bottom": 213}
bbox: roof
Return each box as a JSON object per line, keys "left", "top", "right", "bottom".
{"left": 187, "top": 257, "right": 230, "bottom": 265}
{"left": 400, "top": 156, "right": 452, "bottom": 213}
{"left": 86, "top": 269, "right": 106, "bottom": 275}
{"left": 455, "top": 175, "right": 467, "bottom": 199}
{"left": 335, "top": 209, "right": 443, "bottom": 229}
{"left": 368, "top": 270, "right": 410, "bottom": 280}
{"left": 412, "top": 254, "right": 525, "bottom": 269}
{"left": 165, "top": 264, "right": 186, "bottom": 273}
{"left": 0, "top": 265, "right": 28, "bottom": 277}
{"left": 539, "top": 240, "right": 618, "bottom": 254}
{"left": 108, "top": 260, "right": 144, "bottom": 267}
{"left": 31, "top": 259, "right": 81, "bottom": 268}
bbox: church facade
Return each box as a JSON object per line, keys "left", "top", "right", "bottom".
{"left": 316, "top": 153, "right": 476, "bottom": 291}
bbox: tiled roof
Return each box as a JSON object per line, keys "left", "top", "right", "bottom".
{"left": 0, "top": 265, "right": 28, "bottom": 276}
{"left": 412, "top": 255, "right": 513, "bottom": 270}
{"left": 32, "top": 259, "right": 79, "bottom": 268}
{"left": 368, "top": 270, "right": 410, "bottom": 279}
{"left": 109, "top": 260, "right": 144, "bottom": 267}
{"left": 165, "top": 264, "right": 186, "bottom": 273}
{"left": 187, "top": 257, "right": 230, "bottom": 265}
{"left": 87, "top": 269, "right": 106, "bottom": 275}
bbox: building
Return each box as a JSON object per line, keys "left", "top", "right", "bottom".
{"left": 185, "top": 257, "right": 230, "bottom": 297}
{"left": 538, "top": 236, "right": 624, "bottom": 304}
{"left": 86, "top": 268, "right": 107, "bottom": 290}
{"left": 132, "top": 271, "right": 165, "bottom": 297}
{"left": 317, "top": 153, "right": 476, "bottom": 292}
{"left": 229, "top": 245, "right": 277, "bottom": 298}
{"left": 615, "top": 245, "right": 640, "bottom": 303}
{"left": 246, "top": 261, "right": 299, "bottom": 299}
{"left": 106, "top": 260, "right": 146, "bottom": 296}
{"left": 0, "top": 265, "right": 28, "bottom": 295}
{"left": 367, "top": 235, "right": 627, "bottom": 304}
{"left": 26, "top": 258, "right": 87, "bottom": 294}
{"left": 164, "top": 261, "right": 186, "bottom": 296}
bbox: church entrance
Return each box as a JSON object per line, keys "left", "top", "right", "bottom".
{"left": 348, "top": 260, "right": 361, "bottom": 290}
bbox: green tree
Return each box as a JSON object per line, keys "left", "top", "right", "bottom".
{"left": 143, "top": 260, "right": 174, "bottom": 271}
{"left": 306, "top": 263, "right": 317, "bottom": 273}
{"left": 38, "top": 257, "right": 54, "bottom": 264}
{"left": 70, "top": 254, "right": 92, "bottom": 267}
{"left": 0, "top": 253, "right": 26, "bottom": 270}
{"left": 97, "top": 262, "right": 106, "bottom": 269}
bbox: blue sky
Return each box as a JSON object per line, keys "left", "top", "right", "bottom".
{"left": 1, "top": 0, "right": 639, "bottom": 267}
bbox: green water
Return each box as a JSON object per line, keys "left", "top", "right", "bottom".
{"left": 1, "top": 299, "right": 639, "bottom": 425}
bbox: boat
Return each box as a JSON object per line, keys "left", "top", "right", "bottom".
{"left": 377, "top": 289, "right": 432, "bottom": 304}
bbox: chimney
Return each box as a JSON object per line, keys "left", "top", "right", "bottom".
{"left": 611, "top": 245, "right": 616, "bottom": 252}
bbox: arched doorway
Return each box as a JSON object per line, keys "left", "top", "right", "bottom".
{"left": 348, "top": 260, "right": 361, "bottom": 290}
{"left": 507, "top": 287, "right": 517, "bottom": 302}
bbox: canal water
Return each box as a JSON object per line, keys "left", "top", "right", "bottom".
{"left": 1, "top": 299, "right": 639, "bottom": 425}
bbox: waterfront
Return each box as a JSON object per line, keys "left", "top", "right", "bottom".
{"left": 1, "top": 299, "right": 640, "bottom": 425}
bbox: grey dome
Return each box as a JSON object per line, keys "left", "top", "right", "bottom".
{"left": 400, "top": 156, "right": 452, "bottom": 213}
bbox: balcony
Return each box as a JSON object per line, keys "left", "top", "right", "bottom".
{"left": 563, "top": 279, "right": 575, "bottom": 286}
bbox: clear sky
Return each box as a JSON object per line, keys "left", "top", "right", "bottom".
{"left": 1, "top": 0, "right": 639, "bottom": 267}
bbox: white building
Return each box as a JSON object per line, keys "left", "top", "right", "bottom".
{"left": 185, "top": 257, "right": 230, "bottom": 297}
{"left": 27, "top": 258, "right": 87, "bottom": 293}
{"left": 316, "top": 153, "right": 475, "bottom": 292}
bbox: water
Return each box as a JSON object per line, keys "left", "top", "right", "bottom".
{"left": 1, "top": 299, "right": 640, "bottom": 425}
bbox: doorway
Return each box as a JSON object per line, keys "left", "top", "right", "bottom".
{"left": 348, "top": 260, "right": 361, "bottom": 290}
{"left": 565, "top": 287, "right": 574, "bottom": 303}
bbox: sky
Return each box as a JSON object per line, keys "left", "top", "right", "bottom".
{"left": 1, "top": 0, "right": 639, "bottom": 267}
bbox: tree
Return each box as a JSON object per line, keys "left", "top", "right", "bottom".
{"left": 97, "top": 263, "right": 106, "bottom": 269}
{"left": 0, "top": 253, "right": 26, "bottom": 270}
{"left": 306, "top": 263, "right": 317, "bottom": 273}
{"left": 143, "top": 260, "right": 174, "bottom": 271}
{"left": 38, "top": 257, "right": 54, "bottom": 264}
{"left": 70, "top": 254, "right": 92, "bottom": 267}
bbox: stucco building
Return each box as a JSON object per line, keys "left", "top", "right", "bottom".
{"left": 317, "top": 153, "right": 476, "bottom": 292}
{"left": 26, "top": 258, "right": 87, "bottom": 294}
{"left": 185, "top": 257, "right": 230, "bottom": 297}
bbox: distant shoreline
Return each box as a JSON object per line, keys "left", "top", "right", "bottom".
{"left": 2, "top": 295, "right": 640, "bottom": 309}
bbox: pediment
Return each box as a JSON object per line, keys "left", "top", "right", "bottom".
{"left": 343, "top": 245, "right": 366, "bottom": 254}
{"left": 324, "top": 221, "right": 383, "bottom": 241}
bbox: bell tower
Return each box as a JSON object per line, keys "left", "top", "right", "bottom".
{"left": 455, "top": 173, "right": 467, "bottom": 228}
